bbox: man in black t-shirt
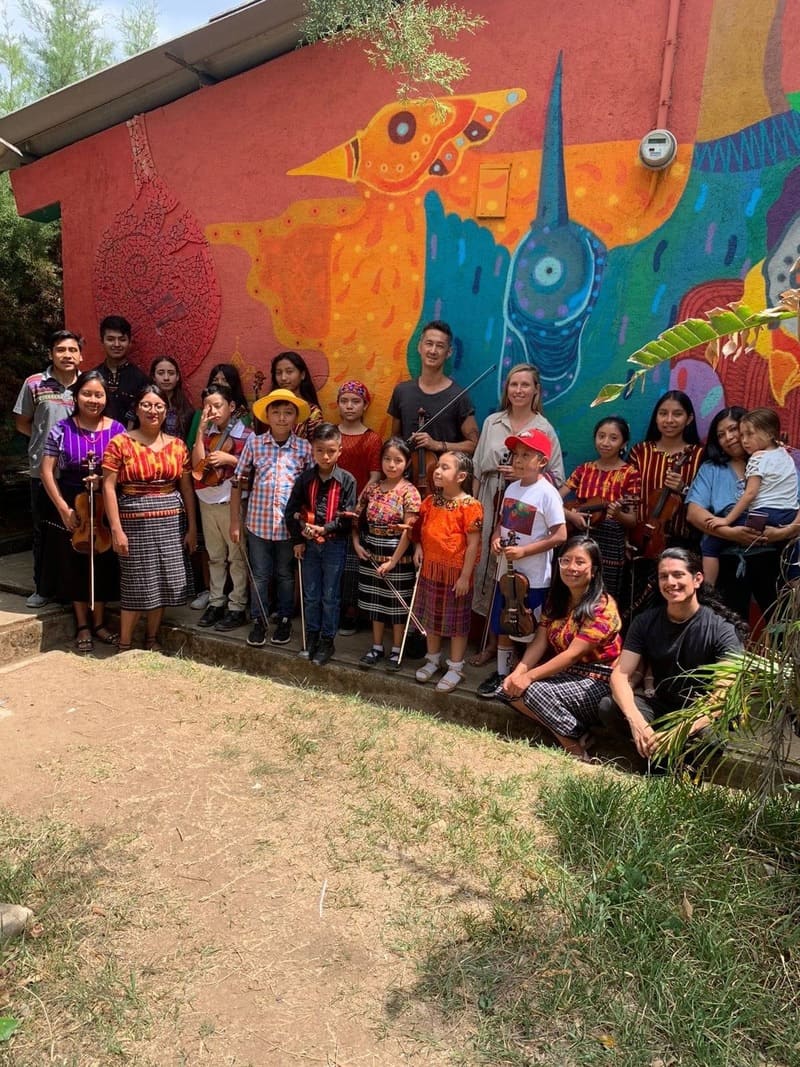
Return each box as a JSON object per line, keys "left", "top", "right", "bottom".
{"left": 388, "top": 321, "right": 479, "bottom": 491}
{"left": 604, "top": 548, "right": 742, "bottom": 758}
{"left": 95, "top": 315, "right": 148, "bottom": 425}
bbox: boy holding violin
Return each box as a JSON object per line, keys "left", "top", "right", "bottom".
{"left": 192, "top": 383, "right": 253, "bottom": 631}
{"left": 477, "top": 428, "right": 566, "bottom": 698}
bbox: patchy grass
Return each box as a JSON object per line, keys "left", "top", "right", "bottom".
{"left": 0, "top": 813, "right": 153, "bottom": 1065}
{"left": 405, "top": 775, "right": 800, "bottom": 1066}
{"left": 2, "top": 652, "right": 799, "bottom": 1064}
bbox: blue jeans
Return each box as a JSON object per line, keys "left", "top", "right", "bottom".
{"left": 300, "top": 539, "right": 347, "bottom": 639}
{"left": 247, "top": 533, "right": 295, "bottom": 621}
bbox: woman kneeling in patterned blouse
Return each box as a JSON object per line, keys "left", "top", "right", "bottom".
{"left": 499, "top": 535, "right": 622, "bottom": 763}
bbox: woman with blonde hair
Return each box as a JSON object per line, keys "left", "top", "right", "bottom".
{"left": 470, "top": 363, "right": 564, "bottom": 664}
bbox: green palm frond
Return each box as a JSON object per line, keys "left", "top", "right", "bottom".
{"left": 591, "top": 298, "right": 800, "bottom": 406}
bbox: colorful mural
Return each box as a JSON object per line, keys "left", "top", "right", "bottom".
{"left": 11, "top": 0, "right": 796, "bottom": 470}
{"left": 199, "top": 4, "right": 800, "bottom": 463}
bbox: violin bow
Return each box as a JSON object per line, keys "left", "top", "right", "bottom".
{"left": 404, "top": 362, "right": 497, "bottom": 447}
{"left": 398, "top": 565, "right": 424, "bottom": 668}
{"left": 87, "top": 450, "right": 96, "bottom": 611}
{"left": 365, "top": 554, "right": 427, "bottom": 634}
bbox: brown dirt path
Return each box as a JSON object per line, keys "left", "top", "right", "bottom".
{"left": 0, "top": 649, "right": 576, "bottom": 1066}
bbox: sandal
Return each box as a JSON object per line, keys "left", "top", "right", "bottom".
{"left": 93, "top": 626, "right": 119, "bottom": 646}
{"left": 415, "top": 655, "right": 442, "bottom": 683}
{"left": 468, "top": 646, "right": 495, "bottom": 667}
{"left": 145, "top": 636, "right": 165, "bottom": 654}
{"left": 116, "top": 643, "right": 132, "bottom": 654}
{"left": 75, "top": 626, "right": 94, "bottom": 653}
{"left": 435, "top": 660, "right": 465, "bottom": 693}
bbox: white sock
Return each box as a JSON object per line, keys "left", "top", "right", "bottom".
{"left": 372, "top": 643, "right": 383, "bottom": 652}
{"left": 497, "top": 648, "right": 513, "bottom": 677}
{"left": 391, "top": 646, "right": 401, "bottom": 654}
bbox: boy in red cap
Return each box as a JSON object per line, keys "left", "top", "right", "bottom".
{"left": 477, "top": 428, "right": 567, "bottom": 697}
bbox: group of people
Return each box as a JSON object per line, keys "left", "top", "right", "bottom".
{"left": 13, "top": 317, "right": 800, "bottom": 762}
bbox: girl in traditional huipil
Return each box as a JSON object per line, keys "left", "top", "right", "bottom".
{"left": 559, "top": 416, "right": 640, "bottom": 598}
{"left": 103, "top": 384, "right": 197, "bottom": 652}
{"left": 408, "top": 451, "right": 483, "bottom": 692}
{"left": 354, "top": 437, "right": 421, "bottom": 670}
{"left": 471, "top": 363, "right": 564, "bottom": 665}
{"left": 39, "top": 370, "right": 126, "bottom": 652}
{"left": 627, "top": 390, "right": 703, "bottom": 609}
{"left": 337, "top": 379, "right": 382, "bottom": 635}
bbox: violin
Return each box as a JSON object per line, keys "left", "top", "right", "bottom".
{"left": 498, "top": 531, "right": 536, "bottom": 639}
{"left": 571, "top": 495, "right": 639, "bottom": 528}
{"left": 631, "top": 451, "right": 690, "bottom": 559}
{"left": 411, "top": 406, "right": 437, "bottom": 494}
{"left": 294, "top": 508, "right": 326, "bottom": 543}
{"left": 72, "top": 451, "right": 112, "bottom": 555}
{"left": 192, "top": 423, "right": 234, "bottom": 487}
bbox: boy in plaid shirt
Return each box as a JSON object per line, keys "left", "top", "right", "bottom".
{"left": 230, "top": 389, "right": 312, "bottom": 647}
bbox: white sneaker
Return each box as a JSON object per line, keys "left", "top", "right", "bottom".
{"left": 190, "top": 591, "right": 210, "bottom": 611}
{"left": 25, "top": 592, "right": 48, "bottom": 608}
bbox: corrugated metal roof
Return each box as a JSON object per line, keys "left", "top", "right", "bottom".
{"left": 0, "top": 0, "right": 306, "bottom": 174}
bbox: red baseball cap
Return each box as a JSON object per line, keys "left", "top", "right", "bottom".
{"left": 504, "top": 428, "right": 553, "bottom": 461}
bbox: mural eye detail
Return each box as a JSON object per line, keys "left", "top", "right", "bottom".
{"left": 388, "top": 111, "right": 417, "bottom": 144}
{"left": 532, "top": 255, "right": 564, "bottom": 289}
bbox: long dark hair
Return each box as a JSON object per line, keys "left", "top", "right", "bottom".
{"left": 644, "top": 389, "right": 701, "bottom": 445}
{"left": 381, "top": 436, "right": 412, "bottom": 471}
{"left": 701, "top": 406, "right": 748, "bottom": 465}
{"left": 657, "top": 547, "right": 748, "bottom": 636}
{"left": 70, "top": 370, "right": 108, "bottom": 413}
{"left": 207, "top": 363, "right": 247, "bottom": 413}
{"left": 130, "top": 383, "right": 169, "bottom": 430}
{"left": 547, "top": 535, "right": 606, "bottom": 624}
{"left": 270, "top": 351, "right": 320, "bottom": 408}
{"left": 149, "top": 355, "right": 194, "bottom": 439}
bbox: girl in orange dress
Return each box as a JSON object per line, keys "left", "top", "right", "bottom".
{"left": 406, "top": 451, "right": 483, "bottom": 692}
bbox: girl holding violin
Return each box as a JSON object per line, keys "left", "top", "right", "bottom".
{"left": 39, "top": 370, "right": 126, "bottom": 652}
{"left": 471, "top": 363, "right": 564, "bottom": 662}
{"left": 102, "top": 384, "right": 197, "bottom": 653}
{"left": 499, "top": 535, "right": 622, "bottom": 763}
{"left": 628, "top": 391, "right": 703, "bottom": 606}
{"left": 560, "top": 416, "right": 640, "bottom": 598}
{"left": 191, "top": 384, "right": 253, "bottom": 630}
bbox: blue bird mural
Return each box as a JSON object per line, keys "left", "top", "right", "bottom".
{"left": 500, "top": 54, "right": 607, "bottom": 403}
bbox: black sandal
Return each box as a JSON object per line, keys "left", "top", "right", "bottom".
{"left": 93, "top": 626, "right": 119, "bottom": 646}
{"left": 145, "top": 636, "right": 165, "bottom": 654}
{"left": 75, "top": 626, "right": 94, "bottom": 653}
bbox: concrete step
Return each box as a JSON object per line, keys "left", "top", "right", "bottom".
{"left": 0, "top": 594, "right": 75, "bottom": 667}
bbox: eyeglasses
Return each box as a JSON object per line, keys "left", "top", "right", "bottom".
{"left": 558, "top": 557, "right": 592, "bottom": 568}
{"left": 139, "top": 403, "right": 167, "bottom": 412}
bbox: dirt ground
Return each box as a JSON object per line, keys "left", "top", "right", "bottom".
{"left": 0, "top": 649, "right": 571, "bottom": 1067}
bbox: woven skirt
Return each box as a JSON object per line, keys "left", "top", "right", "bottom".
{"left": 118, "top": 491, "right": 193, "bottom": 611}
{"left": 416, "top": 574, "right": 472, "bottom": 636}
{"left": 357, "top": 530, "right": 415, "bottom": 623}
{"left": 521, "top": 665, "right": 612, "bottom": 739}
{"left": 590, "top": 519, "right": 627, "bottom": 599}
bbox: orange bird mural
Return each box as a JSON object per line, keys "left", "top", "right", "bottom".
{"left": 288, "top": 89, "right": 526, "bottom": 195}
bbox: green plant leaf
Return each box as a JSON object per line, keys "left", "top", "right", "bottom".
{"left": 0, "top": 1017, "right": 20, "bottom": 1042}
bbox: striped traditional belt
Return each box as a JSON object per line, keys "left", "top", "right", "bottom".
{"left": 569, "top": 662, "right": 614, "bottom": 681}
{"left": 121, "top": 484, "right": 177, "bottom": 496}
{"left": 367, "top": 524, "right": 404, "bottom": 535}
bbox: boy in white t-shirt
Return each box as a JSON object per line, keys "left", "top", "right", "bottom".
{"left": 477, "top": 428, "right": 566, "bottom": 698}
